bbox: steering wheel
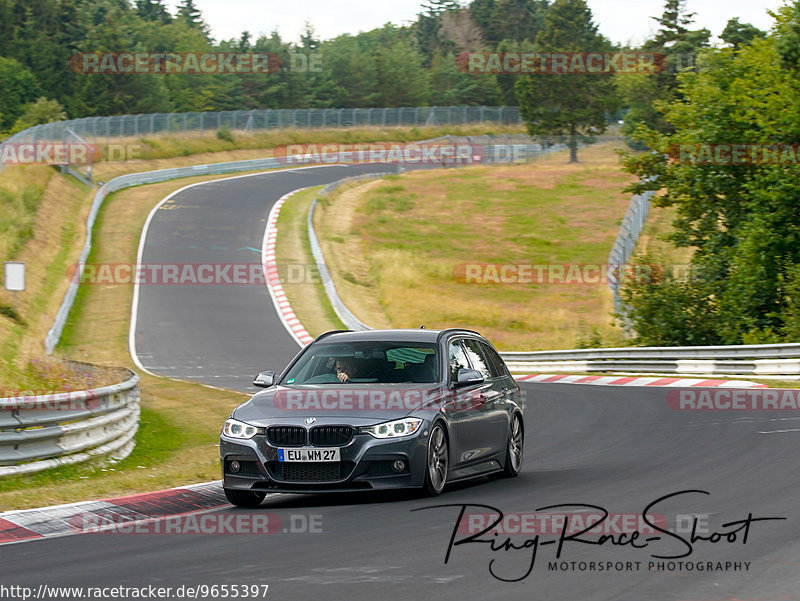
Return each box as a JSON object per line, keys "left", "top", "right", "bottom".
{"left": 303, "top": 373, "right": 341, "bottom": 384}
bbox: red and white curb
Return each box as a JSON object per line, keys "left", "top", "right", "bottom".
{"left": 262, "top": 187, "right": 315, "bottom": 347}
{"left": 0, "top": 480, "right": 228, "bottom": 546}
{"left": 513, "top": 374, "right": 767, "bottom": 387}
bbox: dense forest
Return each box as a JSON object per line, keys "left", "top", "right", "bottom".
{"left": 620, "top": 0, "right": 800, "bottom": 345}
{"left": 0, "top": 0, "right": 547, "bottom": 132}
{"left": 0, "top": 0, "right": 758, "bottom": 134}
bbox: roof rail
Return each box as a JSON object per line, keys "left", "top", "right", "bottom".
{"left": 436, "top": 328, "right": 481, "bottom": 342}
{"left": 313, "top": 330, "right": 351, "bottom": 342}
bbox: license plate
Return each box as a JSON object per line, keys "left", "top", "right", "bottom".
{"left": 278, "top": 448, "right": 340, "bottom": 462}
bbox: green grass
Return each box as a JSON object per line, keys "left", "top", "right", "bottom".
{"left": 0, "top": 168, "right": 51, "bottom": 331}
{"left": 0, "top": 185, "right": 46, "bottom": 259}
{"left": 91, "top": 123, "right": 526, "bottom": 164}
{"left": 0, "top": 175, "right": 89, "bottom": 385}
{"left": 56, "top": 188, "right": 122, "bottom": 354}
{"left": 274, "top": 186, "right": 346, "bottom": 335}
{"left": 317, "top": 143, "right": 636, "bottom": 349}
{"left": 0, "top": 168, "right": 51, "bottom": 257}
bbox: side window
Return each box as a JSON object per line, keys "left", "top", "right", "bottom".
{"left": 462, "top": 339, "right": 491, "bottom": 380}
{"left": 448, "top": 339, "right": 470, "bottom": 381}
{"left": 480, "top": 341, "right": 509, "bottom": 379}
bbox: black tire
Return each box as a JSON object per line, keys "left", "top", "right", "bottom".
{"left": 501, "top": 413, "right": 523, "bottom": 477}
{"left": 224, "top": 488, "right": 267, "bottom": 508}
{"left": 423, "top": 423, "right": 449, "bottom": 496}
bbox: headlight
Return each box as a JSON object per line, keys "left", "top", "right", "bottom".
{"left": 362, "top": 418, "right": 423, "bottom": 439}
{"left": 222, "top": 418, "right": 258, "bottom": 439}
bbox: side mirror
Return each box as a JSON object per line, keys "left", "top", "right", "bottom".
{"left": 454, "top": 368, "right": 483, "bottom": 388}
{"left": 253, "top": 370, "right": 276, "bottom": 388}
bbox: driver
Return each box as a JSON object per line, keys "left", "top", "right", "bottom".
{"left": 335, "top": 358, "right": 359, "bottom": 383}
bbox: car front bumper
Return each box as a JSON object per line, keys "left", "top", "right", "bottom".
{"left": 220, "top": 425, "right": 430, "bottom": 493}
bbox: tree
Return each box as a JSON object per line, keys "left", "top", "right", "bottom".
{"left": 300, "top": 22, "right": 320, "bottom": 51}
{"left": 136, "top": 0, "right": 171, "bottom": 23}
{"left": 619, "top": 256, "right": 724, "bottom": 345}
{"left": 721, "top": 18, "right": 764, "bottom": 50}
{"left": 74, "top": 8, "right": 174, "bottom": 115}
{"left": 0, "top": 57, "right": 40, "bottom": 132}
{"left": 430, "top": 51, "right": 502, "bottom": 104}
{"left": 416, "top": 0, "right": 459, "bottom": 62}
{"left": 515, "top": 0, "right": 618, "bottom": 162}
{"left": 439, "top": 8, "right": 485, "bottom": 52}
{"left": 469, "top": 0, "right": 549, "bottom": 46}
{"left": 649, "top": 0, "right": 693, "bottom": 44}
{"left": 469, "top": 0, "right": 496, "bottom": 42}
{"left": 776, "top": 0, "right": 800, "bottom": 68}
{"left": 236, "top": 31, "right": 251, "bottom": 52}
{"left": 10, "top": 97, "right": 66, "bottom": 133}
{"left": 177, "top": 0, "right": 209, "bottom": 39}
{"left": 617, "top": 0, "right": 709, "bottom": 138}
{"left": 619, "top": 33, "right": 800, "bottom": 344}
{"left": 0, "top": 0, "right": 15, "bottom": 57}
{"left": 315, "top": 34, "right": 380, "bottom": 107}
{"left": 490, "top": 0, "right": 548, "bottom": 44}
{"left": 374, "top": 34, "right": 431, "bottom": 106}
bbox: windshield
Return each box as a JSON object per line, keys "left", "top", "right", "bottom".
{"left": 281, "top": 340, "right": 440, "bottom": 385}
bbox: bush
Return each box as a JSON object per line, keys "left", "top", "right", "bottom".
{"left": 0, "top": 303, "right": 25, "bottom": 325}
{"left": 618, "top": 255, "right": 724, "bottom": 346}
{"left": 216, "top": 125, "right": 234, "bottom": 142}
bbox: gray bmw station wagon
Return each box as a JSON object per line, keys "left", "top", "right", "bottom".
{"left": 220, "top": 328, "right": 524, "bottom": 506}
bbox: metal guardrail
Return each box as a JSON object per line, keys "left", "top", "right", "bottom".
{"left": 503, "top": 359, "right": 800, "bottom": 376}
{"left": 501, "top": 344, "right": 800, "bottom": 376}
{"left": 501, "top": 343, "right": 800, "bottom": 362}
{"left": 0, "top": 368, "right": 140, "bottom": 476}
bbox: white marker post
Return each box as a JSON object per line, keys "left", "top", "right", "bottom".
{"left": 4, "top": 261, "right": 25, "bottom": 313}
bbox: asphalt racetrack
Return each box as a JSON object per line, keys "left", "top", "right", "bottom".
{"left": 4, "top": 165, "right": 799, "bottom": 600}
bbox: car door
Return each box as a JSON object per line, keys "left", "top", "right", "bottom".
{"left": 479, "top": 340, "right": 523, "bottom": 413}
{"left": 443, "top": 337, "right": 496, "bottom": 466}
{"left": 462, "top": 338, "right": 510, "bottom": 457}
{"left": 443, "top": 338, "right": 481, "bottom": 467}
